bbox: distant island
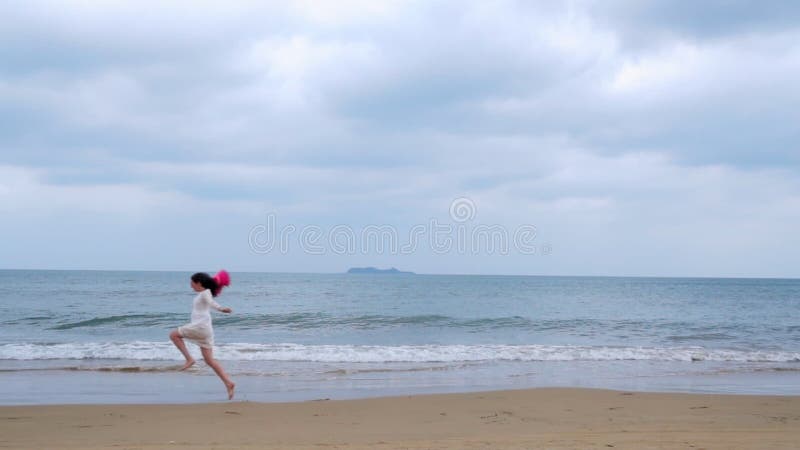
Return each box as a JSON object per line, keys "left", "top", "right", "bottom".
{"left": 346, "top": 267, "right": 415, "bottom": 275}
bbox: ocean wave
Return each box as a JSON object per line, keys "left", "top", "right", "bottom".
{"left": 14, "top": 313, "right": 798, "bottom": 342}
{"left": 36, "top": 313, "right": 553, "bottom": 331}
{"left": 1, "top": 342, "right": 798, "bottom": 363}
{"left": 26, "top": 311, "right": 663, "bottom": 331}
{"left": 667, "top": 332, "right": 737, "bottom": 342}
{"left": 47, "top": 314, "right": 182, "bottom": 330}
{"left": 0, "top": 365, "right": 180, "bottom": 373}
{"left": 214, "top": 313, "right": 516, "bottom": 330}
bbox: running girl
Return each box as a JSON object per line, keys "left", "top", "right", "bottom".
{"left": 169, "top": 270, "right": 236, "bottom": 400}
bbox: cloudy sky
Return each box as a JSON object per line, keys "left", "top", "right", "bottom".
{"left": 1, "top": 0, "right": 799, "bottom": 277}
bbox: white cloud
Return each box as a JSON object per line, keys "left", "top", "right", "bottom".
{"left": 608, "top": 30, "right": 800, "bottom": 100}
{"left": 235, "top": 35, "right": 379, "bottom": 107}
{"left": 0, "top": 165, "right": 176, "bottom": 218}
{"left": 0, "top": 164, "right": 262, "bottom": 220}
{"left": 609, "top": 42, "right": 702, "bottom": 94}
{"left": 287, "top": 0, "right": 406, "bottom": 27}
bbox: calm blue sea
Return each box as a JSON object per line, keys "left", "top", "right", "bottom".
{"left": 1, "top": 270, "right": 799, "bottom": 404}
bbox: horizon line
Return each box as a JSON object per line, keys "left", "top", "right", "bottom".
{"left": 0, "top": 267, "right": 797, "bottom": 281}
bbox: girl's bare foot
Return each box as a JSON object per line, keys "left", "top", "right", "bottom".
{"left": 226, "top": 382, "right": 236, "bottom": 400}
{"left": 180, "top": 359, "right": 196, "bottom": 371}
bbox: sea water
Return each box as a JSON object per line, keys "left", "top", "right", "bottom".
{"left": 0, "top": 270, "right": 798, "bottom": 404}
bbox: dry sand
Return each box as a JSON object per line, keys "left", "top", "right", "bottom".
{"left": 2, "top": 388, "right": 799, "bottom": 449}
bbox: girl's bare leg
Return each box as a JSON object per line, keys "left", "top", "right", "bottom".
{"left": 201, "top": 346, "right": 235, "bottom": 400}
{"left": 169, "top": 330, "right": 196, "bottom": 370}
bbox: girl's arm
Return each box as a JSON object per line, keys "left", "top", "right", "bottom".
{"left": 211, "top": 299, "right": 232, "bottom": 314}
{"left": 205, "top": 291, "right": 233, "bottom": 313}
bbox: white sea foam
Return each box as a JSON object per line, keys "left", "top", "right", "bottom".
{"left": 1, "top": 342, "right": 798, "bottom": 363}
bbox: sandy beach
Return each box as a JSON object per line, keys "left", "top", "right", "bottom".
{"left": 2, "top": 388, "right": 799, "bottom": 449}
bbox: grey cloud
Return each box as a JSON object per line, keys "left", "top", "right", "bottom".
{"left": 589, "top": 0, "right": 800, "bottom": 47}
{"left": 331, "top": 19, "right": 800, "bottom": 169}
{"left": 1, "top": 1, "right": 799, "bottom": 215}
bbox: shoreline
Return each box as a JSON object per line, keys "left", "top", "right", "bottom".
{"left": 2, "top": 388, "right": 799, "bottom": 449}
{"left": 3, "top": 358, "right": 800, "bottom": 406}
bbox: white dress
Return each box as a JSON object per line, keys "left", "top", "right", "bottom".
{"left": 178, "top": 289, "right": 224, "bottom": 349}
